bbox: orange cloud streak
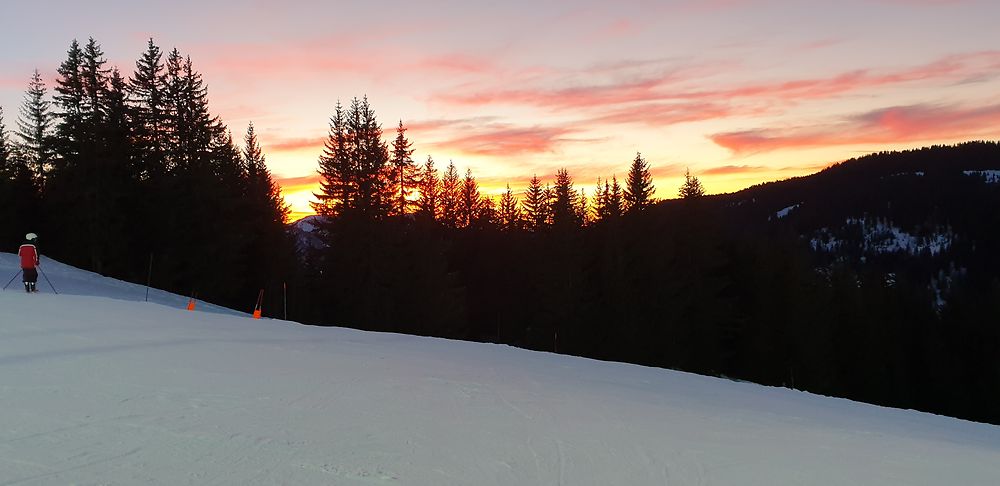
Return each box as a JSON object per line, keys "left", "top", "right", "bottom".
{"left": 711, "top": 102, "right": 1000, "bottom": 154}
{"left": 265, "top": 136, "right": 327, "bottom": 153}
{"left": 702, "top": 165, "right": 769, "bottom": 175}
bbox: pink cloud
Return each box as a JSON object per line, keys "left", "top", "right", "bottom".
{"left": 430, "top": 51, "right": 1000, "bottom": 123}
{"left": 710, "top": 102, "right": 1000, "bottom": 154}
{"left": 264, "top": 136, "right": 327, "bottom": 153}
{"left": 702, "top": 164, "right": 769, "bottom": 175}
{"left": 429, "top": 125, "right": 579, "bottom": 156}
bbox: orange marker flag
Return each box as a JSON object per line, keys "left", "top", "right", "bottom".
{"left": 186, "top": 298, "right": 196, "bottom": 311}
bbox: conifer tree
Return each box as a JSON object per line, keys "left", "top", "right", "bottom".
{"left": 439, "top": 160, "right": 461, "bottom": 227}
{"left": 53, "top": 39, "right": 86, "bottom": 162}
{"left": 498, "top": 184, "right": 522, "bottom": 231}
{"left": 312, "top": 101, "right": 350, "bottom": 218}
{"left": 0, "top": 108, "right": 40, "bottom": 249}
{"left": 17, "top": 69, "right": 54, "bottom": 184}
{"left": 416, "top": 155, "right": 439, "bottom": 221}
{"left": 0, "top": 107, "right": 10, "bottom": 172}
{"left": 81, "top": 38, "right": 110, "bottom": 123}
{"left": 523, "top": 174, "right": 549, "bottom": 231}
{"left": 551, "top": 168, "right": 580, "bottom": 228}
{"left": 575, "top": 188, "right": 589, "bottom": 226}
{"left": 624, "top": 152, "right": 654, "bottom": 212}
{"left": 592, "top": 178, "right": 607, "bottom": 220}
{"left": 458, "top": 167, "right": 481, "bottom": 227}
{"left": 679, "top": 167, "right": 705, "bottom": 199}
{"left": 128, "top": 38, "right": 168, "bottom": 178}
{"left": 311, "top": 97, "right": 390, "bottom": 220}
{"left": 241, "top": 122, "right": 293, "bottom": 301}
{"left": 347, "top": 96, "right": 390, "bottom": 218}
{"left": 389, "top": 120, "right": 416, "bottom": 217}
{"left": 50, "top": 38, "right": 115, "bottom": 271}
{"left": 607, "top": 176, "right": 624, "bottom": 218}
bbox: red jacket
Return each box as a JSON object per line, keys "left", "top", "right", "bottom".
{"left": 19, "top": 244, "right": 38, "bottom": 269}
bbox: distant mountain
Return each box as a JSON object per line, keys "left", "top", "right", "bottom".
{"left": 700, "top": 141, "right": 1000, "bottom": 309}
{"left": 290, "top": 214, "right": 327, "bottom": 254}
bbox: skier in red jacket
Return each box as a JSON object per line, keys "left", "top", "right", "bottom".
{"left": 18, "top": 233, "right": 39, "bottom": 293}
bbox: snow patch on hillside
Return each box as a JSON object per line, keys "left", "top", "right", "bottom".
{"left": 963, "top": 170, "right": 1000, "bottom": 184}
{"left": 775, "top": 203, "right": 800, "bottom": 219}
{"left": 810, "top": 217, "right": 953, "bottom": 256}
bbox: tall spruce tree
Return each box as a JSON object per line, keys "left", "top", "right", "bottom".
{"left": 523, "top": 174, "right": 549, "bottom": 231}
{"left": 458, "top": 167, "right": 481, "bottom": 228}
{"left": 575, "top": 188, "right": 589, "bottom": 226}
{"left": 592, "top": 178, "right": 607, "bottom": 220}
{"left": 241, "top": 122, "right": 293, "bottom": 311}
{"left": 389, "top": 120, "right": 416, "bottom": 217}
{"left": 243, "top": 122, "right": 290, "bottom": 227}
{"left": 49, "top": 38, "right": 114, "bottom": 270}
{"left": 439, "top": 161, "right": 461, "bottom": 227}
{"left": 498, "top": 184, "right": 522, "bottom": 231}
{"left": 17, "top": 69, "right": 54, "bottom": 185}
{"left": 312, "top": 101, "right": 350, "bottom": 218}
{"left": 607, "top": 176, "right": 624, "bottom": 218}
{"left": 551, "top": 168, "right": 581, "bottom": 228}
{"left": 0, "top": 107, "right": 40, "bottom": 249}
{"left": 311, "top": 97, "right": 390, "bottom": 220}
{"left": 624, "top": 152, "right": 654, "bottom": 212}
{"left": 415, "top": 155, "right": 439, "bottom": 221}
{"left": 127, "top": 38, "right": 168, "bottom": 178}
{"left": 348, "top": 96, "right": 390, "bottom": 218}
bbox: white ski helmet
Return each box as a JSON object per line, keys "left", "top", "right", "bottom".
{"left": 25, "top": 233, "right": 37, "bottom": 241}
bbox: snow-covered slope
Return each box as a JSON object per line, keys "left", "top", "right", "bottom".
{"left": 1, "top": 255, "right": 999, "bottom": 485}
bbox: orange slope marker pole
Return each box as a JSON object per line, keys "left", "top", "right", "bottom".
{"left": 252, "top": 289, "right": 264, "bottom": 319}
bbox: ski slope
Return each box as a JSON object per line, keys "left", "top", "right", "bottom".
{"left": 1, "top": 253, "right": 999, "bottom": 485}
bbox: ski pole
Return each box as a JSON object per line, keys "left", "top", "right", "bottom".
{"left": 2, "top": 270, "right": 22, "bottom": 291}
{"left": 145, "top": 253, "right": 154, "bottom": 302}
{"left": 38, "top": 266, "right": 58, "bottom": 294}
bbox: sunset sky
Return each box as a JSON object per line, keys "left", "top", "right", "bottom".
{"left": 2, "top": 0, "right": 999, "bottom": 220}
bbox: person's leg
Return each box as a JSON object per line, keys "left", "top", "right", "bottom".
{"left": 23, "top": 268, "right": 38, "bottom": 292}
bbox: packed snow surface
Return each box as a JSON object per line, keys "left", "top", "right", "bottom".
{"left": 2, "top": 253, "right": 1000, "bottom": 485}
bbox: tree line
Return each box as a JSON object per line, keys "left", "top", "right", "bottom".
{"left": 0, "top": 38, "right": 294, "bottom": 310}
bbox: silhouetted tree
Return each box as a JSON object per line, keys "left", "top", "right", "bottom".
{"left": 624, "top": 152, "right": 654, "bottom": 212}
{"left": 16, "top": 69, "right": 54, "bottom": 185}
{"left": 458, "top": 167, "right": 481, "bottom": 228}
{"left": 312, "top": 101, "right": 349, "bottom": 218}
{"left": 576, "top": 188, "right": 590, "bottom": 226}
{"left": 523, "top": 174, "right": 549, "bottom": 231}
{"left": 240, "top": 122, "right": 294, "bottom": 313}
{"left": 0, "top": 109, "right": 40, "bottom": 249}
{"left": 439, "top": 161, "right": 460, "bottom": 227}
{"left": 498, "top": 184, "right": 522, "bottom": 231}
{"left": 389, "top": 120, "right": 416, "bottom": 217}
{"left": 679, "top": 167, "right": 705, "bottom": 199}
{"left": 551, "top": 168, "right": 581, "bottom": 228}
{"left": 127, "top": 38, "right": 168, "bottom": 179}
{"left": 416, "top": 155, "right": 439, "bottom": 221}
